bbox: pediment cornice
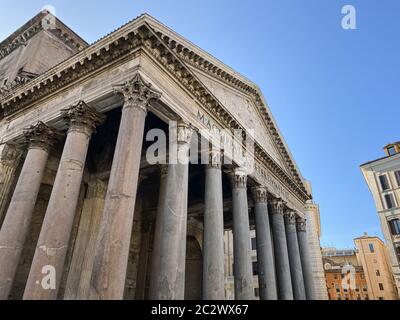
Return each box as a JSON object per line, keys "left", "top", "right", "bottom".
{"left": 0, "top": 14, "right": 310, "bottom": 202}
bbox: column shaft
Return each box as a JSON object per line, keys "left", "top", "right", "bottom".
{"left": 270, "top": 199, "right": 293, "bottom": 300}
{"left": 0, "top": 123, "right": 59, "bottom": 299}
{"left": 23, "top": 103, "right": 104, "bottom": 300}
{"left": 285, "top": 212, "right": 306, "bottom": 300}
{"left": 0, "top": 144, "right": 22, "bottom": 226}
{"left": 148, "top": 165, "right": 168, "bottom": 298}
{"left": 203, "top": 154, "right": 225, "bottom": 299}
{"left": 297, "top": 218, "right": 315, "bottom": 300}
{"left": 231, "top": 169, "right": 254, "bottom": 300}
{"left": 150, "top": 122, "right": 192, "bottom": 300}
{"left": 90, "top": 74, "right": 160, "bottom": 300}
{"left": 253, "top": 188, "right": 277, "bottom": 300}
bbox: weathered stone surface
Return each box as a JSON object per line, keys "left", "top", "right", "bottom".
{"left": 0, "top": 122, "right": 60, "bottom": 299}
{"left": 269, "top": 199, "right": 293, "bottom": 300}
{"left": 296, "top": 218, "right": 315, "bottom": 300}
{"left": 203, "top": 152, "right": 225, "bottom": 300}
{"left": 23, "top": 103, "right": 104, "bottom": 300}
{"left": 231, "top": 168, "right": 254, "bottom": 300}
{"left": 253, "top": 187, "right": 278, "bottom": 300}
{"left": 284, "top": 211, "right": 306, "bottom": 300}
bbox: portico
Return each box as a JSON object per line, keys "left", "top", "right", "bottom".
{"left": 0, "top": 12, "right": 314, "bottom": 300}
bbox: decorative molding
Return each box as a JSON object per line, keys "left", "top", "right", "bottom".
{"left": 23, "top": 121, "right": 63, "bottom": 152}
{"left": 296, "top": 218, "right": 307, "bottom": 232}
{"left": 269, "top": 198, "right": 285, "bottom": 215}
{"left": 113, "top": 73, "right": 162, "bottom": 113}
{"left": 61, "top": 101, "right": 106, "bottom": 136}
{"left": 252, "top": 186, "right": 268, "bottom": 203}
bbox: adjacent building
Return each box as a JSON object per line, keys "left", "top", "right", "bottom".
{"left": 354, "top": 234, "right": 397, "bottom": 300}
{"left": 323, "top": 234, "right": 398, "bottom": 300}
{"left": 360, "top": 142, "right": 400, "bottom": 295}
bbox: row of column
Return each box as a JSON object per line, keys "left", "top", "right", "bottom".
{"left": 0, "top": 72, "right": 315, "bottom": 300}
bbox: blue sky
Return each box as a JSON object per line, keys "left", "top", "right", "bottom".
{"left": 1, "top": 1, "right": 399, "bottom": 248}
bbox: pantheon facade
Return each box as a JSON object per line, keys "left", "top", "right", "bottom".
{"left": 0, "top": 11, "right": 317, "bottom": 300}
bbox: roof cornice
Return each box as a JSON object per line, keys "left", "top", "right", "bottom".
{"left": 0, "top": 14, "right": 310, "bottom": 201}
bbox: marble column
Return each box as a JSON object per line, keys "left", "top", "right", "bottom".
{"left": 296, "top": 218, "right": 315, "bottom": 300}
{"left": 203, "top": 148, "right": 225, "bottom": 300}
{"left": 23, "top": 102, "right": 105, "bottom": 300}
{"left": 284, "top": 211, "right": 306, "bottom": 300}
{"left": 253, "top": 187, "right": 277, "bottom": 300}
{"left": 0, "top": 123, "right": 61, "bottom": 300}
{"left": 0, "top": 144, "right": 22, "bottom": 226}
{"left": 89, "top": 74, "right": 161, "bottom": 300}
{"left": 149, "top": 121, "right": 193, "bottom": 300}
{"left": 148, "top": 165, "right": 168, "bottom": 298}
{"left": 231, "top": 168, "right": 254, "bottom": 300}
{"left": 269, "top": 198, "right": 293, "bottom": 300}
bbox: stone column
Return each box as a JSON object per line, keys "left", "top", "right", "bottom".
{"left": 0, "top": 144, "right": 22, "bottom": 226}
{"left": 284, "top": 211, "right": 306, "bottom": 300}
{"left": 296, "top": 217, "right": 315, "bottom": 300}
{"left": 231, "top": 168, "right": 254, "bottom": 300}
{"left": 0, "top": 123, "right": 60, "bottom": 300}
{"left": 148, "top": 165, "right": 168, "bottom": 298}
{"left": 64, "top": 179, "right": 107, "bottom": 300}
{"left": 23, "top": 102, "right": 105, "bottom": 300}
{"left": 149, "top": 121, "right": 193, "bottom": 300}
{"left": 253, "top": 187, "right": 277, "bottom": 300}
{"left": 89, "top": 74, "right": 161, "bottom": 300}
{"left": 269, "top": 199, "right": 293, "bottom": 300}
{"left": 203, "top": 148, "right": 225, "bottom": 300}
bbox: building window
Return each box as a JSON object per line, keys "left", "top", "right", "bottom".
{"left": 388, "top": 146, "right": 396, "bottom": 156}
{"left": 378, "top": 283, "right": 384, "bottom": 291}
{"left": 252, "top": 261, "right": 258, "bottom": 275}
{"left": 254, "top": 288, "right": 259, "bottom": 297}
{"left": 389, "top": 219, "right": 400, "bottom": 235}
{"left": 395, "top": 171, "right": 400, "bottom": 187}
{"left": 355, "top": 286, "right": 360, "bottom": 292}
{"left": 363, "top": 286, "right": 368, "bottom": 292}
{"left": 251, "top": 237, "right": 257, "bottom": 250}
{"left": 376, "top": 269, "right": 381, "bottom": 276}
{"left": 378, "top": 297, "right": 384, "bottom": 300}
{"left": 365, "top": 294, "right": 369, "bottom": 300}
{"left": 384, "top": 194, "right": 396, "bottom": 209}
{"left": 357, "top": 295, "right": 361, "bottom": 300}
{"left": 369, "top": 243, "right": 375, "bottom": 253}
{"left": 379, "top": 175, "right": 390, "bottom": 191}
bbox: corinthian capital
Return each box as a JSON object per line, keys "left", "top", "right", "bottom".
{"left": 113, "top": 73, "right": 162, "bottom": 112}
{"left": 61, "top": 101, "right": 106, "bottom": 136}
{"left": 284, "top": 211, "right": 297, "bottom": 226}
{"left": 207, "top": 147, "right": 222, "bottom": 169}
{"left": 176, "top": 121, "right": 193, "bottom": 145}
{"left": 231, "top": 167, "right": 247, "bottom": 189}
{"left": 296, "top": 218, "right": 307, "bottom": 232}
{"left": 23, "top": 122, "right": 63, "bottom": 152}
{"left": 268, "top": 198, "right": 285, "bottom": 215}
{"left": 252, "top": 186, "right": 268, "bottom": 203}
